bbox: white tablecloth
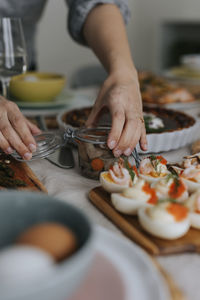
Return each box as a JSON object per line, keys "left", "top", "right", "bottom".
{"left": 29, "top": 145, "right": 198, "bottom": 300}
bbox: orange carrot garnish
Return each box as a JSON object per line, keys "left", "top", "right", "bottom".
{"left": 91, "top": 158, "right": 104, "bottom": 171}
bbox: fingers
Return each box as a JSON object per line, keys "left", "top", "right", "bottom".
{"left": 85, "top": 104, "right": 99, "bottom": 127}
{"left": 85, "top": 86, "right": 107, "bottom": 127}
{"left": 139, "top": 124, "right": 148, "bottom": 151}
{"left": 0, "top": 131, "right": 13, "bottom": 154}
{"left": 0, "top": 101, "right": 38, "bottom": 160}
{"left": 107, "top": 109, "right": 125, "bottom": 154}
{"left": 8, "top": 108, "right": 37, "bottom": 154}
{"left": 0, "top": 120, "right": 32, "bottom": 160}
{"left": 108, "top": 109, "right": 147, "bottom": 157}
{"left": 25, "top": 119, "right": 41, "bottom": 135}
{"left": 112, "top": 117, "right": 142, "bottom": 157}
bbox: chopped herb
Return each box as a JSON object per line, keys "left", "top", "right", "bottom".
{"left": 166, "top": 173, "right": 178, "bottom": 182}
{"left": 124, "top": 158, "right": 136, "bottom": 182}
{"left": 158, "top": 198, "right": 179, "bottom": 204}
{"left": 149, "top": 155, "right": 162, "bottom": 174}
{"left": 167, "top": 166, "right": 179, "bottom": 176}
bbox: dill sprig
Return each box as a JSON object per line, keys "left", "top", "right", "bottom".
{"left": 157, "top": 197, "right": 179, "bottom": 204}
{"left": 124, "top": 158, "right": 136, "bottom": 182}
{"left": 149, "top": 155, "right": 162, "bottom": 174}
{"left": 166, "top": 173, "right": 181, "bottom": 196}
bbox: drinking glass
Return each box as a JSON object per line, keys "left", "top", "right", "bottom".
{"left": 0, "top": 18, "right": 27, "bottom": 98}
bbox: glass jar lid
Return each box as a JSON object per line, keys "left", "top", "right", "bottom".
{"left": 70, "top": 126, "right": 111, "bottom": 144}
{"left": 11, "top": 132, "right": 63, "bottom": 161}
{"left": 11, "top": 126, "right": 111, "bottom": 161}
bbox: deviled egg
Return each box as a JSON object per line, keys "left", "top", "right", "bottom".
{"left": 100, "top": 159, "right": 138, "bottom": 193}
{"left": 111, "top": 179, "right": 157, "bottom": 215}
{"left": 153, "top": 174, "right": 188, "bottom": 202}
{"left": 186, "top": 190, "right": 200, "bottom": 229}
{"left": 138, "top": 202, "right": 190, "bottom": 239}
{"left": 180, "top": 166, "right": 200, "bottom": 193}
{"left": 139, "top": 155, "right": 169, "bottom": 184}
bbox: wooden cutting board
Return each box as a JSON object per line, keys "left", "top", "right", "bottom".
{"left": 0, "top": 154, "right": 47, "bottom": 193}
{"left": 89, "top": 186, "right": 200, "bottom": 255}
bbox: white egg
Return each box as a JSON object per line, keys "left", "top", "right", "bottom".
{"left": 139, "top": 156, "right": 169, "bottom": 184}
{"left": 189, "top": 212, "right": 200, "bottom": 229}
{"left": 100, "top": 171, "right": 130, "bottom": 193}
{"left": 186, "top": 190, "right": 200, "bottom": 229}
{"left": 152, "top": 176, "right": 188, "bottom": 202}
{"left": 0, "top": 245, "right": 54, "bottom": 292}
{"left": 182, "top": 178, "right": 200, "bottom": 193}
{"left": 111, "top": 193, "right": 150, "bottom": 215}
{"left": 138, "top": 203, "right": 190, "bottom": 239}
{"left": 139, "top": 173, "right": 168, "bottom": 184}
{"left": 111, "top": 179, "right": 155, "bottom": 215}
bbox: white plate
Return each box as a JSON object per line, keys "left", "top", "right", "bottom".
{"left": 72, "top": 226, "right": 170, "bottom": 300}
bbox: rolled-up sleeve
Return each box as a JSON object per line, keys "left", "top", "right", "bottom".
{"left": 66, "top": 0, "right": 130, "bottom": 45}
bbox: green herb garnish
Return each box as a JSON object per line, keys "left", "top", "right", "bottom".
{"left": 158, "top": 198, "right": 178, "bottom": 204}
{"left": 124, "top": 158, "right": 136, "bottom": 182}
{"left": 149, "top": 155, "right": 162, "bottom": 174}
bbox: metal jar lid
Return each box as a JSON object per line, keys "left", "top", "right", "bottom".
{"left": 64, "top": 126, "right": 111, "bottom": 145}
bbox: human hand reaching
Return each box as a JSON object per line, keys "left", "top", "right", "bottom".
{"left": 86, "top": 71, "right": 147, "bottom": 157}
{"left": 0, "top": 96, "right": 41, "bottom": 160}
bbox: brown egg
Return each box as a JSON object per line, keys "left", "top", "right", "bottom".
{"left": 16, "top": 222, "right": 77, "bottom": 262}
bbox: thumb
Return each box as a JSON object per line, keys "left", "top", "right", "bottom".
{"left": 85, "top": 105, "right": 100, "bottom": 127}
{"left": 26, "top": 119, "right": 41, "bottom": 135}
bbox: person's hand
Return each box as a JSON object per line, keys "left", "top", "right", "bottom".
{"left": 0, "top": 96, "right": 41, "bottom": 160}
{"left": 86, "top": 70, "right": 147, "bottom": 157}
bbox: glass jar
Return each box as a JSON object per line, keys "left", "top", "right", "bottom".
{"left": 11, "top": 127, "right": 117, "bottom": 180}
{"left": 69, "top": 127, "right": 117, "bottom": 179}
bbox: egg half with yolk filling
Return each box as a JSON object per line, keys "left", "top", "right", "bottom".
{"left": 139, "top": 155, "right": 170, "bottom": 184}
{"left": 111, "top": 179, "right": 157, "bottom": 215}
{"left": 152, "top": 175, "right": 188, "bottom": 203}
{"left": 138, "top": 202, "right": 190, "bottom": 239}
{"left": 100, "top": 163, "right": 138, "bottom": 193}
{"left": 180, "top": 166, "right": 200, "bottom": 193}
{"left": 186, "top": 190, "right": 200, "bottom": 229}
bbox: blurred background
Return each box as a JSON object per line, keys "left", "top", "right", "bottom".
{"left": 37, "top": 0, "right": 200, "bottom": 84}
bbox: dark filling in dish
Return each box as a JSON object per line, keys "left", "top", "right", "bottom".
{"left": 63, "top": 106, "right": 195, "bottom": 134}
{"left": 143, "top": 106, "right": 195, "bottom": 133}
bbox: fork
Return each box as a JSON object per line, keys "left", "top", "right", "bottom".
{"left": 131, "top": 148, "right": 141, "bottom": 169}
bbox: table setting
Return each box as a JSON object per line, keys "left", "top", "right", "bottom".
{"left": 2, "top": 73, "right": 200, "bottom": 299}
{"left": 1, "top": 16, "right": 200, "bottom": 300}
{"left": 2, "top": 75, "right": 200, "bottom": 299}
